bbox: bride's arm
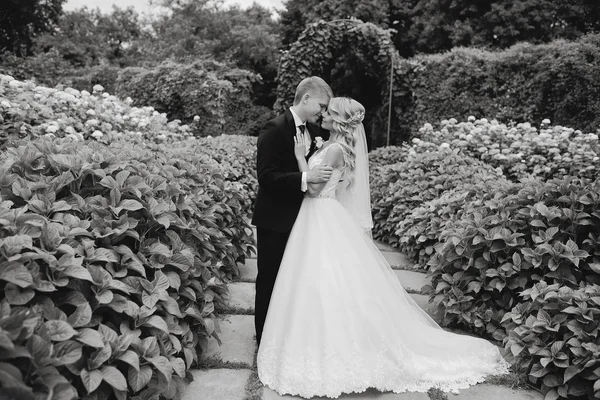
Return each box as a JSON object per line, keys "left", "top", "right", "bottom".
{"left": 293, "top": 134, "right": 340, "bottom": 196}
{"left": 306, "top": 145, "right": 344, "bottom": 197}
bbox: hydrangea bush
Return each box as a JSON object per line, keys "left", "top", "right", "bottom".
{"left": 370, "top": 147, "right": 502, "bottom": 253}
{"left": 414, "top": 117, "right": 600, "bottom": 181}
{"left": 369, "top": 124, "right": 600, "bottom": 399}
{"left": 0, "top": 75, "right": 258, "bottom": 399}
{"left": 0, "top": 74, "right": 195, "bottom": 149}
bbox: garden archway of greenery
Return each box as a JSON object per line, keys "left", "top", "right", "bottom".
{"left": 274, "top": 19, "right": 409, "bottom": 144}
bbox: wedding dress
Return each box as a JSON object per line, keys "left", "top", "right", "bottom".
{"left": 257, "top": 143, "right": 510, "bottom": 399}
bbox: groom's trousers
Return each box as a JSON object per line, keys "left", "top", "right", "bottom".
{"left": 255, "top": 227, "right": 291, "bottom": 346}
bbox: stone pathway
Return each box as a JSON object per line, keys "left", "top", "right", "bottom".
{"left": 181, "top": 230, "right": 543, "bottom": 400}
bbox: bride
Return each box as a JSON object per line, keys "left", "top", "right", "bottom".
{"left": 256, "top": 97, "right": 510, "bottom": 399}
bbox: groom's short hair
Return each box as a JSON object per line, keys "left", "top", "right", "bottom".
{"left": 293, "top": 77, "right": 333, "bottom": 105}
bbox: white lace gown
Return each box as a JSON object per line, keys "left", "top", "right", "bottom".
{"left": 257, "top": 144, "right": 510, "bottom": 399}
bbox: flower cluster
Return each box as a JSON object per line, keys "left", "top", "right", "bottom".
{"left": 0, "top": 74, "right": 194, "bottom": 148}
{"left": 412, "top": 117, "right": 600, "bottom": 181}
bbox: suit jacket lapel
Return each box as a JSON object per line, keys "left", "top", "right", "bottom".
{"left": 284, "top": 109, "right": 297, "bottom": 139}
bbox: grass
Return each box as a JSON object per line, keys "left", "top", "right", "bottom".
{"left": 236, "top": 277, "right": 257, "bottom": 283}
{"left": 389, "top": 264, "right": 426, "bottom": 272}
{"left": 195, "top": 354, "right": 252, "bottom": 370}
{"left": 428, "top": 387, "right": 449, "bottom": 400}
{"left": 485, "top": 371, "right": 532, "bottom": 390}
{"left": 215, "top": 305, "right": 255, "bottom": 315}
{"left": 243, "top": 348, "right": 263, "bottom": 400}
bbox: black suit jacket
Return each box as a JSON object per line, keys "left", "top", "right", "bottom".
{"left": 251, "top": 109, "right": 328, "bottom": 233}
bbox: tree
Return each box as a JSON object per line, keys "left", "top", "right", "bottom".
{"left": 140, "top": 0, "right": 282, "bottom": 105}
{"left": 0, "top": 0, "right": 66, "bottom": 56}
{"left": 279, "top": 0, "right": 391, "bottom": 47}
{"left": 33, "top": 7, "right": 142, "bottom": 68}
{"left": 406, "top": 0, "right": 600, "bottom": 53}
{"left": 279, "top": 0, "right": 600, "bottom": 56}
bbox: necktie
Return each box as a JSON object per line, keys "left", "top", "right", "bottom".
{"left": 299, "top": 125, "right": 310, "bottom": 156}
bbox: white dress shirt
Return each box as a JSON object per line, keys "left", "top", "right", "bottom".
{"left": 290, "top": 108, "right": 310, "bottom": 192}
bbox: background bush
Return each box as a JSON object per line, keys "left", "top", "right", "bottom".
{"left": 369, "top": 131, "right": 600, "bottom": 398}
{"left": 370, "top": 147, "right": 502, "bottom": 255}
{"left": 0, "top": 74, "right": 257, "bottom": 399}
{"left": 502, "top": 282, "right": 600, "bottom": 400}
{"left": 115, "top": 60, "right": 270, "bottom": 137}
{"left": 392, "top": 34, "right": 600, "bottom": 143}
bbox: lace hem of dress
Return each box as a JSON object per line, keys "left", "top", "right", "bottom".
{"left": 257, "top": 340, "right": 510, "bottom": 399}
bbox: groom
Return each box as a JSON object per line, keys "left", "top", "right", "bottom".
{"left": 252, "top": 76, "right": 334, "bottom": 346}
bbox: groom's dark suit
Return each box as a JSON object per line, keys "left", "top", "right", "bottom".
{"left": 252, "top": 109, "right": 328, "bottom": 345}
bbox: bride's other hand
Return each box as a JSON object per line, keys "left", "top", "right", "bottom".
{"left": 293, "top": 133, "right": 306, "bottom": 159}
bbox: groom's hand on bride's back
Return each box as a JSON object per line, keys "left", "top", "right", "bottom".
{"left": 307, "top": 165, "right": 334, "bottom": 183}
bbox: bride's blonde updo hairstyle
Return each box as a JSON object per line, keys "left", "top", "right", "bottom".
{"left": 327, "top": 97, "right": 365, "bottom": 186}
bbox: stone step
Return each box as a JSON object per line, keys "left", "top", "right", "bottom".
{"left": 227, "top": 282, "right": 255, "bottom": 311}
{"left": 262, "top": 387, "right": 429, "bottom": 399}
{"left": 238, "top": 259, "right": 257, "bottom": 281}
{"left": 201, "top": 315, "right": 256, "bottom": 366}
{"left": 448, "top": 384, "right": 543, "bottom": 400}
{"left": 228, "top": 269, "right": 429, "bottom": 310}
{"left": 182, "top": 368, "right": 251, "bottom": 400}
{"left": 393, "top": 270, "right": 430, "bottom": 292}
{"left": 243, "top": 251, "right": 414, "bottom": 276}
{"left": 381, "top": 251, "right": 414, "bottom": 268}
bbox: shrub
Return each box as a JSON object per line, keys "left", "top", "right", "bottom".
{"left": 394, "top": 34, "right": 600, "bottom": 142}
{"left": 398, "top": 174, "right": 512, "bottom": 268}
{"left": 414, "top": 118, "right": 600, "bottom": 181}
{"left": 142, "top": 135, "right": 257, "bottom": 227}
{"left": 368, "top": 145, "right": 407, "bottom": 167}
{"left": 502, "top": 282, "right": 600, "bottom": 400}
{"left": 426, "top": 176, "right": 600, "bottom": 342}
{"left": 370, "top": 148, "right": 502, "bottom": 251}
{"left": 0, "top": 73, "right": 194, "bottom": 149}
{"left": 0, "top": 137, "right": 254, "bottom": 399}
{"left": 0, "top": 77, "right": 256, "bottom": 398}
{"left": 0, "top": 51, "right": 121, "bottom": 94}
{"left": 115, "top": 60, "right": 269, "bottom": 137}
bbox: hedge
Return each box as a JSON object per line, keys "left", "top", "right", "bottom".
{"left": 393, "top": 34, "right": 600, "bottom": 143}
{"left": 115, "top": 60, "right": 269, "bottom": 138}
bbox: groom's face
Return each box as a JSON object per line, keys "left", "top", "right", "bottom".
{"left": 303, "top": 92, "right": 330, "bottom": 124}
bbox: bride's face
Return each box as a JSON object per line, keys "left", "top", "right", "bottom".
{"left": 321, "top": 110, "right": 334, "bottom": 131}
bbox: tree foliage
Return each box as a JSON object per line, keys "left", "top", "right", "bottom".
{"left": 33, "top": 7, "right": 143, "bottom": 68}
{"left": 142, "top": 0, "right": 281, "bottom": 105}
{"left": 280, "top": 0, "right": 600, "bottom": 56}
{"left": 0, "top": 0, "right": 66, "bottom": 56}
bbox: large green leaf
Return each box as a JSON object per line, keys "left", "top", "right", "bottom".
{"left": 0, "top": 262, "right": 33, "bottom": 288}
{"left": 101, "top": 366, "right": 127, "bottom": 391}
{"left": 80, "top": 368, "right": 103, "bottom": 394}
{"left": 44, "top": 320, "right": 78, "bottom": 342}
{"left": 128, "top": 365, "right": 153, "bottom": 392}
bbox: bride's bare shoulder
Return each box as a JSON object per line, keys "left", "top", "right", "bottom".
{"left": 323, "top": 143, "right": 344, "bottom": 168}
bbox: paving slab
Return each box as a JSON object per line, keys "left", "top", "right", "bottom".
{"left": 262, "top": 387, "right": 430, "bottom": 400}
{"left": 393, "top": 270, "right": 430, "bottom": 292}
{"left": 202, "top": 315, "right": 256, "bottom": 366}
{"left": 238, "top": 259, "right": 258, "bottom": 281}
{"left": 381, "top": 251, "right": 413, "bottom": 268}
{"left": 227, "top": 282, "right": 255, "bottom": 311}
{"left": 182, "top": 368, "right": 251, "bottom": 400}
{"left": 448, "top": 384, "right": 543, "bottom": 400}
